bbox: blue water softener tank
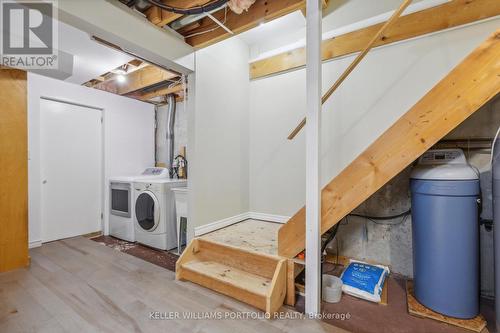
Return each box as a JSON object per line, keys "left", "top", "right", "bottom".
{"left": 410, "top": 149, "right": 480, "bottom": 319}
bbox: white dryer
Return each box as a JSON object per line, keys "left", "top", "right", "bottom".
{"left": 109, "top": 167, "right": 169, "bottom": 242}
{"left": 134, "top": 179, "right": 187, "bottom": 250}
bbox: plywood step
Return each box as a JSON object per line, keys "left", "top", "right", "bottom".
{"left": 182, "top": 261, "right": 272, "bottom": 296}
{"left": 176, "top": 239, "right": 287, "bottom": 314}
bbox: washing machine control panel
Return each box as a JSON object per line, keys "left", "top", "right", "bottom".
{"left": 142, "top": 167, "right": 168, "bottom": 176}
{"left": 419, "top": 149, "right": 466, "bottom": 165}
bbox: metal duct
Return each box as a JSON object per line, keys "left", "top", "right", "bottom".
{"left": 169, "top": 4, "right": 227, "bottom": 30}
{"left": 165, "top": 92, "right": 176, "bottom": 178}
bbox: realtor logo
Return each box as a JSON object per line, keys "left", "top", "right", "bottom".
{"left": 1, "top": 0, "right": 58, "bottom": 69}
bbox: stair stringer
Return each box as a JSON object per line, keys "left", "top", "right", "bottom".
{"left": 278, "top": 29, "right": 500, "bottom": 258}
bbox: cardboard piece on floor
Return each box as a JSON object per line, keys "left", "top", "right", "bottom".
{"left": 406, "top": 280, "right": 487, "bottom": 333}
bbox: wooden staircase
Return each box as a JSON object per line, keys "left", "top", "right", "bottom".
{"left": 278, "top": 29, "right": 500, "bottom": 258}
{"left": 176, "top": 29, "right": 500, "bottom": 313}
{"left": 176, "top": 239, "right": 287, "bottom": 314}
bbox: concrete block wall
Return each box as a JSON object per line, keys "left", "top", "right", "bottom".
{"left": 327, "top": 96, "right": 499, "bottom": 298}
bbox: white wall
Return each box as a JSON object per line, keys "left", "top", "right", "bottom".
{"left": 249, "top": 19, "right": 500, "bottom": 217}
{"left": 28, "top": 73, "right": 155, "bottom": 246}
{"left": 187, "top": 37, "right": 250, "bottom": 240}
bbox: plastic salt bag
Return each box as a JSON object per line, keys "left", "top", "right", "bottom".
{"left": 340, "top": 260, "right": 390, "bottom": 303}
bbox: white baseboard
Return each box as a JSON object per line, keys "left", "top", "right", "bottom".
{"left": 194, "top": 211, "right": 290, "bottom": 237}
{"left": 29, "top": 240, "right": 42, "bottom": 249}
{"left": 194, "top": 212, "right": 251, "bottom": 236}
{"left": 248, "top": 212, "right": 290, "bottom": 224}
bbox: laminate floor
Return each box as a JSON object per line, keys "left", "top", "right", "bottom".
{"left": 0, "top": 237, "right": 346, "bottom": 333}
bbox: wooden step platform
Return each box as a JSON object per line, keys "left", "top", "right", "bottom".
{"left": 406, "top": 281, "right": 487, "bottom": 332}
{"left": 176, "top": 238, "right": 287, "bottom": 314}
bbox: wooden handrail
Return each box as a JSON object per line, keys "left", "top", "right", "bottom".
{"left": 287, "top": 0, "right": 413, "bottom": 140}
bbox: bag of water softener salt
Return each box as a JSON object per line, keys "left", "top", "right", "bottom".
{"left": 340, "top": 260, "right": 390, "bottom": 303}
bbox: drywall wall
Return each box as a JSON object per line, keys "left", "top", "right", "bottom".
{"left": 28, "top": 73, "right": 155, "bottom": 247}
{"left": 249, "top": 18, "right": 500, "bottom": 275}
{"left": 187, "top": 37, "right": 250, "bottom": 241}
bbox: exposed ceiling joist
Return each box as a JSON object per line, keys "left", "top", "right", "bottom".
{"left": 184, "top": 0, "right": 305, "bottom": 48}
{"left": 133, "top": 83, "right": 184, "bottom": 101}
{"left": 116, "top": 65, "right": 178, "bottom": 95}
{"left": 83, "top": 59, "right": 147, "bottom": 88}
{"left": 145, "top": 0, "right": 213, "bottom": 27}
{"left": 88, "top": 64, "right": 178, "bottom": 95}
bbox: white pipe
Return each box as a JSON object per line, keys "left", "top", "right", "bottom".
{"left": 170, "top": 4, "right": 228, "bottom": 30}
{"left": 207, "top": 12, "right": 234, "bottom": 34}
{"left": 490, "top": 125, "right": 500, "bottom": 166}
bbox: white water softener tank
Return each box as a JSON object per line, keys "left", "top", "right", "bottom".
{"left": 410, "top": 149, "right": 480, "bottom": 318}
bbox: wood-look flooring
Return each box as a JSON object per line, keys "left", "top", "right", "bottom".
{"left": 0, "top": 237, "right": 346, "bottom": 333}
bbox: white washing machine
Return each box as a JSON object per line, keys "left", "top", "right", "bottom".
{"left": 134, "top": 179, "right": 187, "bottom": 250}
{"left": 109, "top": 167, "right": 169, "bottom": 242}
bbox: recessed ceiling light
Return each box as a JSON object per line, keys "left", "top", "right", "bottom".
{"left": 116, "top": 74, "right": 126, "bottom": 83}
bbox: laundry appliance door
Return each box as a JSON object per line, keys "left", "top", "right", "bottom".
{"left": 135, "top": 191, "right": 160, "bottom": 231}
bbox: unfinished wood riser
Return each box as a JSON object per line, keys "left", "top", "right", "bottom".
{"left": 176, "top": 238, "right": 287, "bottom": 315}
{"left": 278, "top": 29, "right": 500, "bottom": 258}
{"left": 179, "top": 266, "right": 268, "bottom": 311}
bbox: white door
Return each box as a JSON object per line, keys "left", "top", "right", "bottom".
{"left": 40, "top": 98, "right": 103, "bottom": 242}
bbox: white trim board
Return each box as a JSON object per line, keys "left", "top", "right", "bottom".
{"left": 29, "top": 240, "right": 42, "bottom": 249}
{"left": 194, "top": 212, "right": 291, "bottom": 236}
{"left": 248, "top": 212, "right": 290, "bottom": 224}
{"left": 249, "top": 0, "right": 449, "bottom": 62}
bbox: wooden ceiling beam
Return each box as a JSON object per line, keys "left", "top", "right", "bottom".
{"left": 250, "top": 0, "right": 500, "bottom": 79}
{"left": 92, "top": 65, "right": 178, "bottom": 95}
{"left": 133, "top": 83, "right": 184, "bottom": 101}
{"left": 145, "top": 0, "right": 213, "bottom": 27}
{"left": 116, "top": 65, "right": 178, "bottom": 95}
{"left": 184, "top": 0, "right": 306, "bottom": 48}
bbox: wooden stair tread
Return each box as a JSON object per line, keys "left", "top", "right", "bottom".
{"left": 176, "top": 239, "right": 287, "bottom": 314}
{"left": 182, "top": 260, "right": 272, "bottom": 297}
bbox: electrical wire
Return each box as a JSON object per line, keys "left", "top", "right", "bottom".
{"left": 490, "top": 125, "right": 500, "bottom": 166}
{"left": 349, "top": 209, "right": 411, "bottom": 220}
{"left": 321, "top": 223, "right": 340, "bottom": 254}
{"left": 143, "top": 0, "right": 227, "bottom": 15}
{"left": 348, "top": 209, "right": 411, "bottom": 225}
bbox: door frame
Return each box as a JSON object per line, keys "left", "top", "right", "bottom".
{"left": 39, "top": 96, "right": 105, "bottom": 241}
